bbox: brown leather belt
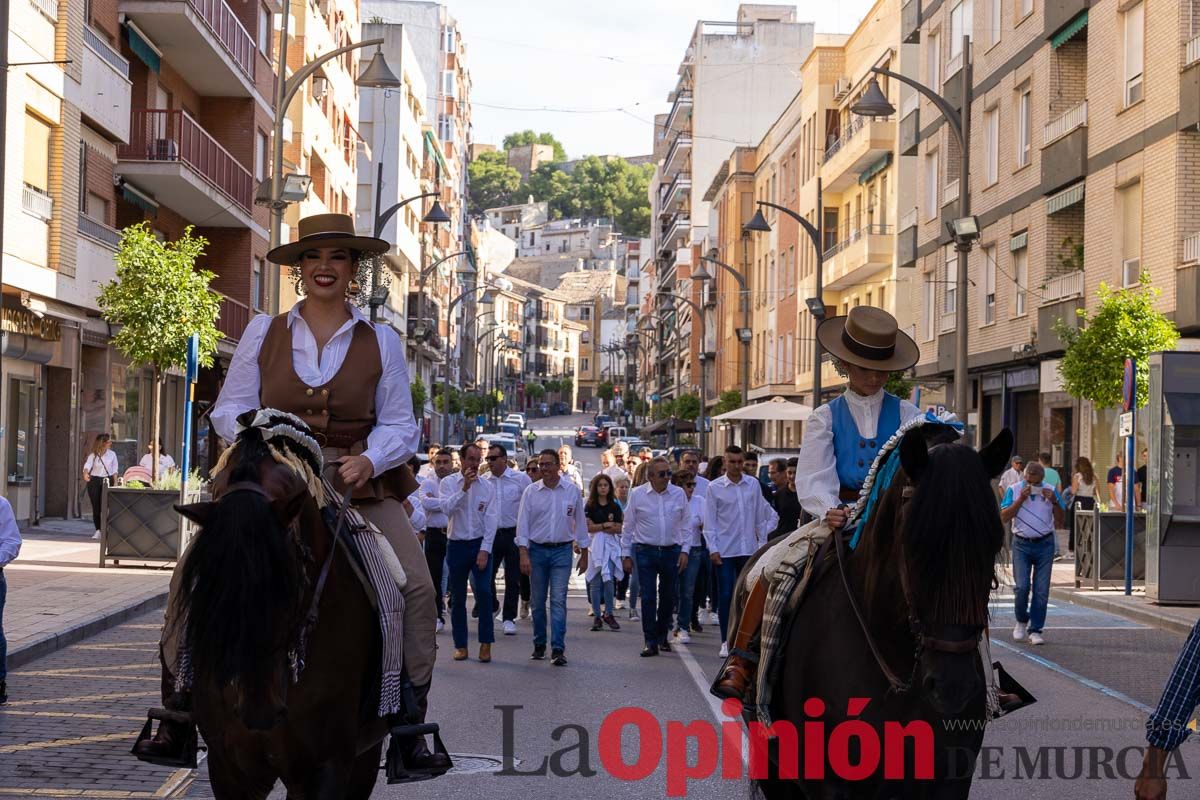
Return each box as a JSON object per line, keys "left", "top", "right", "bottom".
{"left": 312, "top": 429, "right": 372, "bottom": 449}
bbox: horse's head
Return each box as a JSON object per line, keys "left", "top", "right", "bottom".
{"left": 174, "top": 425, "right": 316, "bottom": 730}
{"left": 863, "top": 423, "right": 1012, "bottom": 716}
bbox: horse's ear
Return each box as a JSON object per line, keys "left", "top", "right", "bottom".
{"left": 175, "top": 502, "right": 217, "bottom": 528}
{"left": 979, "top": 428, "right": 1015, "bottom": 480}
{"left": 899, "top": 427, "right": 930, "bottom": 483}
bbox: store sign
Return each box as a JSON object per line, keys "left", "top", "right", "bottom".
{"left": 2, "top": 307, "right": 61, "bottom": 341}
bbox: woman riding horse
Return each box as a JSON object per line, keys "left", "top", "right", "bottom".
{"left": 714, "top": 306, "right": 921, "bottom": 699}
{"left": 134, "top": 213, "right": 447, "bottom": 778}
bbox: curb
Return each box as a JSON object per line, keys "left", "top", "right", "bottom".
{"left": 8, "top": 589, "right": 169, "bottom": 670}
{"left": 1048, "top": 586, "right": 1197, "bottom": 637}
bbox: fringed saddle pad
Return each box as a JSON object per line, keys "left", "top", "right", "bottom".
{"left": 752, "top": 520, "right": 830, "bottom": 725}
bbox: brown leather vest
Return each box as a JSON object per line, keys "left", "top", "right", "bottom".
{"left": 256, "top": 312, "right": 418, "bottom": 502}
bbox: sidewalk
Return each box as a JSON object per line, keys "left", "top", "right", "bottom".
{"left": 998, "top": 529, "right": 1200, "bottom": 637}
{"left": 5, "top": 517, "right": 172, "bottom": 669}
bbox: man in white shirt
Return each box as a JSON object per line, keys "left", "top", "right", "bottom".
{"left": 998, "top": 455, "right": 1025, "bottom": 500}
{"left": 679, "top": 450, "right": 709, "bottom": 499}
{"left": 517, "top": 449, "right": 590, "bottom": 667}
{"left": 482, "top": 443, "right": 532, "bottom": 636}
{"left": 558, "top": 445, "right": 584, "bottom": 493}
{"left": 621, "top": 457, "right": 689, "bottom": 657}
{"left": 705, "top": 445, "right": 779, "bottom": 656}
{"left": 602, "top": 449, "right": 629, "bottom": 485}
{"left": 440, "top": 443, "right": 499, "bottom": 662}
{"left": 419, "top": 449, "right": 455, "bottom": 631}
{"left": 0, "top": 494, "right": 21, "bottom": 704}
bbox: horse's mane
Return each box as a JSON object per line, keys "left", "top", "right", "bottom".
{"left": 855, "top": 421, "right": 1002, "bottom": 629}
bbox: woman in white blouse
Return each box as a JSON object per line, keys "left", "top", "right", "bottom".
{"left": 138, "top": 440, "right": 176, "bottom": 480}
{"left": 82, "top": 434, "right": 117, "bottom": 539}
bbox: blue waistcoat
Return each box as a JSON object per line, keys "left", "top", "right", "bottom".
{"left": 830, "top": 392, "right": 902, "bottom": 493}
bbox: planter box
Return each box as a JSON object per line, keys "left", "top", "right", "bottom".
{"left": 1073, "top": 506, "right": 1145, "bottom": 589}
{"left": 100, "top": 486, "right": 201, "bottom": 567}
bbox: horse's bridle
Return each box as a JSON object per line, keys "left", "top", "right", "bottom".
{"left": 834, "top": 478, "right": 982, "bottom": 696}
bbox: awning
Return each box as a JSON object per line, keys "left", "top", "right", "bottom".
{"left": 640, "top": 417, "right": 698, "bottom": 435}
{"left": 1009, "top": 231, "right": 1028, "bottom": 252}
{"left": 1051, "top": 10, "right": 1088, "bottom": 49}
{"left": 1046, "top": 181, "right": 1085, "bottom": 215}
{"left": 119, "top": 180, "right": 159, "bottom": 215}
{"left": 859, "top": 152, "right": 893, "bottom": 185}
{"left": 713, "top": 396, "right": 813, "bottom": 422}
{"left": 124, "top": 21, "right": 161, "bottom": 72}
{"left": 24, "top": 296, "right": 90, "bottom": 326}
{"left": 423, "top": 130, "right": 449, "bottom": 177}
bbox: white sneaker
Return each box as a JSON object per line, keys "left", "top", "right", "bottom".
{"left": 703, "top": 609, "right": 715, "bottom": 625}
{"left": 1012, "top": 622, "right": 1028, "bottom": 642}
{"left": 629, "top": 609, "right": 639, "bottom": 621}
{"left": 93, "top": 530, "right": 102, "bottom": 540}
{"left": 615, "top": 599, "right": 625, "bottom": 610}
{"left": 1029, "top": 632, "right": 1045, "bottom": 645}
{"left": 519, "top": 600, "right": 530, "bottom": 620}
{"left": 503, "top": 620, "right": 517, "bottom": 636}
{"left": 495, "top": 612, "right": 505, "bottom": 622}
{"left": 674, "top": 629, "right": 691, "bottom": 644}
{"left": 435, "top": 619, "right": 445, "bottom": 633}
{"left": 719, "top": 642, "right": 729, "bottom": 658}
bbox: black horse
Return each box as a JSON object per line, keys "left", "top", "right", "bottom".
{"left": 749, "top": 423, "right": 1013, "bottom": 799}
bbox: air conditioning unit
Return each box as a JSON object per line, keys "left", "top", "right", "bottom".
{"left": 834, "top": 77, "right": 851, "bottom": 101}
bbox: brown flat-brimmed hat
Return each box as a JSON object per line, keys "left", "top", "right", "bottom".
{"left": 817, "top": 306, "right": 919, "bottom": 372}
{"left": 265, "top": 212, "right": 389, "bottom": 266}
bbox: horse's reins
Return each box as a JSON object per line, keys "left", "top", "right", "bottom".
{"left": 835, "top": 477, "right": 981, "bottom": 696}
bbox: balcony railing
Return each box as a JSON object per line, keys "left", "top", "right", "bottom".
{"left": 1042, "top": 271, "right": 1084, "bottom": 303}
{"left": 658, "top": 171, "right": 691, "bottom": 208}
{"left": 899, "top": 207, "right": 918, "bottom": 231}
{"left": 78, "top": 214, "right": 122, "bottom": 249}
{"left": 22, "top": 184, "right": 53, "bottom": 221}
{"left": 822, "top": 224, "right": 894, "bottom": 259}
{"left": 217, "top": 294, "right": 251, "bottom": 341}
{"left": 824, "top": 115, "right": 868, "bottom": 162}
{"left": 663, "top": 132, "right": 692, "bottom": 172}
{"left": 944, "top": 178, "right": 960, "bottom": 205}
{"left": 1043, "top": 100, "right": 1087, "bottom": 146}
{"left": 190, "top": 0, "right": 256, "bottom": 79}
{"left": 900, "top": 92, "right": 919, "bottom": 118}
{"left": 119, "top": 109, "right": 253, "bottom": 212}
{"left": 947, "top": 48, "right": 965, "bottom": 77}
{"left": 84, "top": 27, "right": 129, "bottom": 77}
{"left": 1185, "top": 232, "right": 1200, "bottom": 265}
{"left": 29, "top": 0, "right": 58, "bottom": 22}
{"left": 1187, "top": 34, "right": 1200, "bottom": 68}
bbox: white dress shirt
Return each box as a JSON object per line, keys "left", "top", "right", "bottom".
{"left": 0, "top": 495, "right": 21, "bottom": 567}
{"left": 139, "top": 453, "right": 176, "bottom": 478}
{"left": 705, "top": 474, "right": 779, "bottom": 559}
{"left": 563, "top": 464, "right": 584, "bottom": 493}
{"left": 795, "top": 389, "right": 922, "bottom": 520}
{"left": 683, "top": 494, "right": 706, "bottom": 549}
{"left": 210, "top": 303, "right": 419, "bottom": 476}
{"left": 602, "top": 465, "right": 630, "bottom": 485}
{"left": 407, "top": 499, "right": 427, "bottom": 533}
{"left": 482, "top": 466, "right": 532, "bottom": 528}
{"left": 620, "top": 482, "right": 690, "bottom": 557}
{"left": 84, "top": 451, "right": 118, "bottom": 478}
{"left": 690, "top": 474, "right": 710, "bottom": 501}
{"left": 439, "top": 472, "right": 500, "bottom": 553}
{"left": 516, "top": 479, "right": 589, "bottom": 548}
{"left": 584, "top": 531, "right": 624, "bottom": 584}
{"left": 418, "top": 474, "right": 449, "bottom": 529}
{"left": 998, "top": 467, "right": 1024, "bottom": 496}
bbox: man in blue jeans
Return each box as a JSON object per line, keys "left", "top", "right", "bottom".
{"left": 0, "top": 494, "right": 22, "bottom": 704}
{"left": 517, "top": 449, "right": 589, "bottom": 667}
{"left": 440, "top": 443, "right": 499, "bottom": 662}
{"left": 1000, "top": 461, "right": 1064, "bottom": 646}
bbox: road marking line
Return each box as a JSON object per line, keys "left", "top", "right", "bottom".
{"left": 154, "top": 751, "right": 208, "bottom": 798}
{"left": 20, "top": 663, "right": 156, "bottom": 675}
{"left": 3, "top": 691, "right": 156, "bottom": 706}
{"left": 2, "top": 710, "right": 146, "bottom": 721}
{"left": 16, "top": 671, "right": 157, "bottom": 681}
{"left": 675, "top": 642, "right": 749, "bottom": 772}
{"left": 0, "top": 790, "right": 157, "bottom": 798}
{"left": 0, "top": 731, "right": 137, "bottom": 753}
{"left": 990, "top": 638, "right": 1154, "bottom": 714}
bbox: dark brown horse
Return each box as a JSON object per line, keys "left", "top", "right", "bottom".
{"left": 746, "top": 423, "right": 1013, "bottom": 800}
{"left": 173, "top": 425, "right": 388, "bottom": 799}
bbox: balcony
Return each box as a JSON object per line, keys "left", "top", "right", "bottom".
{"left": 22, "top": 184, "right": 53, "bottom": 221}
{"left": 821, "top": 116, "right": 896, "bottom": 193}
{"left": 20, "top": 185, "right": 52, "bottom": 268}
{"left": 663, "top": 132, "right": 692, "bottom": 177}
{"left": 78, "top": 214, "right": 122, "bottom": 250}
{"left": 1039, "top": 273, "right": 1084, "bottom": 352}
{"left": 118, "top": 109, "right": 254, "bottom": 227}
{"left": 823, "top": 224, "right": 895, "bottom": 290}
{"left": 902, "top": 0, "right": 920, "bottom": 43}
{"left": 661, "top": 212, "right": 691, "bottom": 251}
{"left": 72, "top": 27, "right": 131, "bottom": 142}
{"left": 658, "top": 171, "right": 691, "bottom": 215}
{"left": 664, "top": 89, "right": 693, "bottom": 137}
{"left": 119, "top": 0, "right": 259, "bottom": 98}
{"left": 898, "top": 209, "right": 918, "bottom": 269}
{"left": 1044, "top": 0, "right": 1089, "bottom": 40}
{"left": 1041, "top": 102, "right": 1088, "bottom": 194}
{"left": 1042, "top": 271, "right": 1084, "bottom": 303}
{"left": 1182, "top": 36, "right": 1200, "bottom": 131}
{"left": 217, "top": 294, "right": 251, "bottom": 342}
{"left": 1185, "top": 232, "right": 1200, "bottom": 265}
{"left": 900, "top": 95, "right": 920, "bottom": 156}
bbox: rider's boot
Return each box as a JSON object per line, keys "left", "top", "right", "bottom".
{"left": 386, "top": 681, "right": 452, "bottom": 783}
{"left": 712, "top": 580, "right": 769, "bottom": 701}
{"left": 131, "top": 658, "right": 198, "bottom": 768}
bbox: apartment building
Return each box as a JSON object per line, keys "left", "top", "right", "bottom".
{"left": 649, "top": 5, "right": 814, "bottom": 406}
{"left": 504, "top": 274, "right": 581, "bottom": 412}
{"left": 560, "top": 269, "right": 627, "bottom": 409}
{"left": 485, "top": 199, "right": 548, "bottom": 250}
{"left": 906, "top": 0, "right": 1198, "bottom": 474}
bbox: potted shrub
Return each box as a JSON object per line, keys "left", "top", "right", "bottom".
{"left": 100, "top": 470, "right": 205, "bottom": 567}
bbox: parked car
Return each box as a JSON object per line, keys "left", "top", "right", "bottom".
{"left": 498, "top": 422, "right": 523, "bottom": 440}
{"left": 575, "top": 426, "right": 601, "bottom": 447}
{"left": 594, "top": 414, "right": 613, "bottom": 429}
{"left": 615, "top": 436, "right": 651, "bottom": 453}
{"left": 505, "top": 413, "right": 527, "bottom": 429}
{"left": 480, "top": 434, "right": 527, "bottom": 467}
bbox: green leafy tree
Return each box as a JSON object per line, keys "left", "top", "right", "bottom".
{"left": 545, "top": 378, "right": 563, "bottom": 397}
{"left": 560, "top": 375, "right": 573, "bottom": 396}
{"left": 525, "top": 382, "right": 546, "bottom": 400}
{"left": 463, "top": 394, "right": 485, "bottom": 417}
{"left": 653, "top": 399, "right": 676, "bottom": 421}
{"left": 468, "top": 150, "right": 523, "bottom": 215}
{"left": 1055, "top": 274, "right": 1178, "bottom": 409}
{"left": 633, "top": 399, "right": 650, "bottom": 416}
{"left": 502, "top": 130, "right": 567, "bottom": 162}
{"left": 674, "top": 393, "right": 702, "bottom": 422}
{"left": 597, "top": 381, "right": 615, "bottom": 402}
{"left": 712, "top": 390, "right": 742, "bottom": 416}
{"left": 525, "top": 163, "right": 578, "bottom": 219}
{"left": 519, "top": 157, "right": 654, "bottom": 237}
{"left": 433, "top": 384, "right": 462, "bottom": 415}
{"left": 885, "top": 373, "right": 914, "bottom": 400}
{"left": 98, "top": 223, "right": 221, "bottom": 478}
{"left": 410, "top": 376, "right": 428, "bottom": 414}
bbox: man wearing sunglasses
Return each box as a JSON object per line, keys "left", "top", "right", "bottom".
{"left": 482, "top": 444, "right": 532, "bottom": 636}
{"left": 621, "top": 457, "right": 690, "bottom": 657}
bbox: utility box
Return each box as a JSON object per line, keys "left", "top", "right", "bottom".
{"left": 1146, "top": 351, "right": 1200, "bottom": 603}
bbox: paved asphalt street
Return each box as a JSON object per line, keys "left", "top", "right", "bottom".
{"left": 4, "top": 413, "right": 1200, "bottom": 798}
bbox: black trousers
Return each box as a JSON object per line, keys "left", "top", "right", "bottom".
{"left": 424, "top": 527, "right": 448, "bottom": 620}
{"left": 491, "top": 526, "right": 521, "bottom": 621}
{"left": 86, "top": 476, "right": 108, "bottom": 531}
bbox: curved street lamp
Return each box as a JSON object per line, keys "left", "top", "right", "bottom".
{"left": 657, "top": 291, "right": 709, "bottom": 453}
{"left": 698, "top": 252, "right": 753, "bottom": 409}
{"left": 442, "top": 279, "right": 496, "bottom": 442}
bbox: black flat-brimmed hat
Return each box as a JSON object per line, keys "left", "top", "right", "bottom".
{"left": 265, "top": 212, "right": 389, "bottom": 266}
{"left": 817, "top": 306, "right": 919, "bottom": 372}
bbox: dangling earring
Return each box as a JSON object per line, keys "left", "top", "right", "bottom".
{"left": 290, "top": 264, "right": 304, "bottom": 295}
{"left": 347, "top": 279, "right": 362, "bottom": 296}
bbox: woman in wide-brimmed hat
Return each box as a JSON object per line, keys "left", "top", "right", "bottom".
{"left": 138, "top": 213, "right": 449, "bottom": 779}
{"left": 795, "top": 305, "right": 922, "bottom": 530}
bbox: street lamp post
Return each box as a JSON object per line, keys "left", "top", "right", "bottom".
{"left": 852, "top": 40, "right": 977, "bottom": 438}
{"left": 657, "top": 291, "right": 708, "bottom": 455}
{"left": 443, "top": 283, "right": 495, "bottom": 443}
{"left": 698, "top": 253, "right": 753, "bottom": 410}
{"left": 741, "top": 177, "right": 828, "bottom": 409}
